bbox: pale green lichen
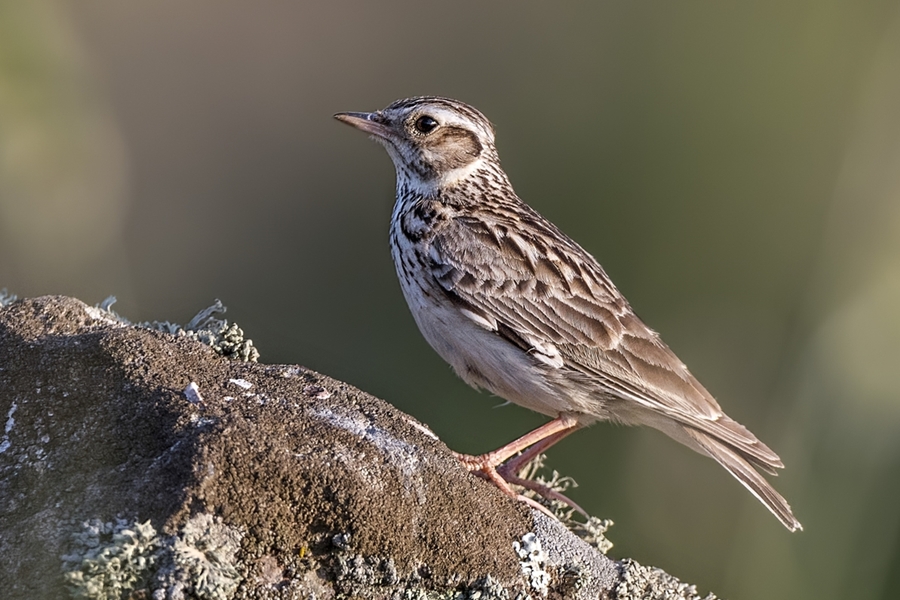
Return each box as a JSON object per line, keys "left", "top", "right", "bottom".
{"left": 462, "top": 575, "right": 515, "bottom": 599}
{"left": 517, "top": 454, "right": 614, "bottom": 554}
{"left": 161, "top": 512, "right": 244, "bottom": 600}
{"left": 331, "top": 541, "right": 527, "bottom": 600}
{"left": 60, "top": 514, "right": 244, "bottom": 600}
{"left": 395, "top": 585, "right": 514, "bottom": 600}
{"left": 334, "top": 571, "right": 524, "bottom": 600}
{"left": 0, "top": 288, "right": 17, "bottom": 307}
{"left": 97, "top": 297, "right": 260, "bottom": 362}
{"left": 616, "top": 559, "right": 718, "bottom": 600}
{"left": 567, "top": 516, "right": 614, "bottom": 555}
{"left": 61, "top": 518, "right": 161, "bottom": 599}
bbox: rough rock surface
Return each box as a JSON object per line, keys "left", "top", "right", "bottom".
{"left": 0, "top": 296, "right": 716, "bottom": 600}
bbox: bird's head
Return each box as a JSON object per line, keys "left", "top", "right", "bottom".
{"left": 335, "top": 96, "right": 498, "bottom": 193}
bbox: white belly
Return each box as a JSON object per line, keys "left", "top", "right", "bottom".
{"left": 393, "top": 258, "right": 579, "bottom": 419}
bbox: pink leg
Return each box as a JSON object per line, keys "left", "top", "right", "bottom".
{"left": 453, "top": 414, "right": 580, "bottom": 470}
{"left": 496, "top": 427, "right": 589, "bottom": 517}
{"left": 452, "top": 415, "right": 584, "bottom": 516}
{"left": 498, "top": 427, "right": 578, "bottom": 477}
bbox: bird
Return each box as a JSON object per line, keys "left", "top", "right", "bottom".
{"left": 334, "top": 96, "right": 801, "bottom": 531}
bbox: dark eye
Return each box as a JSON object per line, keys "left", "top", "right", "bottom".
{"left": 414, "top": 115, "right": 439, "bottom": 134}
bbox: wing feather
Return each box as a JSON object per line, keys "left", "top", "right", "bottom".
{"left": 428, "top": 206, "right": 783, "bottom": 470}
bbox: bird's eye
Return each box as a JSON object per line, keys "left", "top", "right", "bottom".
{"left": 414, "top": 115, "right": 439, "bottom": 134}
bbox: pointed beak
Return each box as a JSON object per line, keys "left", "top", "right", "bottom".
{"left": 334, "top": 111, "right": 392, "bottom": 139}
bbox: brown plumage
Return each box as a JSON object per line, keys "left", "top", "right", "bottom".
{"left": 335, "top": 96, "right": 801, "bottom": 531}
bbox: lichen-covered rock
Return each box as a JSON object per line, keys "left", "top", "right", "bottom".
{"left": 0, "top": 296, "right": 713, "bottom": 600}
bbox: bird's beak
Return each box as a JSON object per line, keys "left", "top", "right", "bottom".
{"left": 334, "top": 111, "right": 392, "bottom": 139}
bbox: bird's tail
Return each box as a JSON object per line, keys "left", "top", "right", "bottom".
{"left": 684, "top": 425, "right": 802, "bottom": 531}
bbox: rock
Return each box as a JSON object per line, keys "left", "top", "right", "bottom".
{"left": 0, "top": 295, "right": 715, "bottom": 599}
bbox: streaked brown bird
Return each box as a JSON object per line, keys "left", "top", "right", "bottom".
{"left": 335, "top": 96, "right": 801, "bottom": 531}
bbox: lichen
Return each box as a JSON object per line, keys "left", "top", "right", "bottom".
{"left": 516, "top": 454, "right": 614, "bottom": 554}
{"left": 615, "top": 559, "right": 718, "bottom": 600}
{"left": 59, "top": 516, "right": 538, "bottom": 600}
{"left": 329, "top": 536, "right": 524, "bottom": 600}
{"left": 153, "top": 512, "right": 245, "bottom": 600}
{"left": 334, "top": 554, "right": 400, "bottom": 589}
{"left": 60, "top": 514, "right": 244, "bottom": 600}
{"left": 0, "top": 288, "right": 17, "bottom": 307}
{"left": 513, "top": 533, "right": 549, "bottom": 597}
{"left": 567, "top": 516, "right": 614, "bottom": 555}
{"left": 61, "top": 518, "right": 161, "bottom": 599}
{"left": 0, "top": 399, "right": 16, "bottom": 454}
{"left": 96, "top": 297, "right": 260, "bottom": 362}
{"left": 460, "top": 575, "right": 513, "bottom": 600}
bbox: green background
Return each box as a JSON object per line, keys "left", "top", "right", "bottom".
{"left": 3, "top": 1, "right": 900, "bottom": 598}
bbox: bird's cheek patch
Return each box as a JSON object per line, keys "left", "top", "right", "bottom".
{"left": 429, "top": 128, "right": 483, "bottom": 171}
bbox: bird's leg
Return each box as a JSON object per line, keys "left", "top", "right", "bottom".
{"left": 497, "top": 427, "right": 578, "bottom": 477}
{"left": 453, "top": 415, "right": 583, "bottom": 517}
{"left": 497, "top": 428, "right": 589, "bottom": 517}
{"left": 454, "top": 414, "right": 580, "bottom": 469}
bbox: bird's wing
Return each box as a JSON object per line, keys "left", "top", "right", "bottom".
{"left": 429, "top": 208, "right": 782, "bottom": 468}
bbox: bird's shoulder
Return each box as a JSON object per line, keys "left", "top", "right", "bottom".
{"left": 427, "top": 196, "right": 635, "bottom": 349}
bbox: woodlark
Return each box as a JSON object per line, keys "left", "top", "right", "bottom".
{"left": 335, "top": 96, "right": 801, "bottom": 531}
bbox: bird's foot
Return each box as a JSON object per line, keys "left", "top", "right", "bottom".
{"left": 497, "top": 461, "right": 589, "bottom": 518}
{"left": 453, "top": 451, "right": 584, "bottom": 520}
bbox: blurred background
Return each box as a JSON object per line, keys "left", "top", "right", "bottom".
{"left": 2, "top": 1, "right": 899, "bottom": 597}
